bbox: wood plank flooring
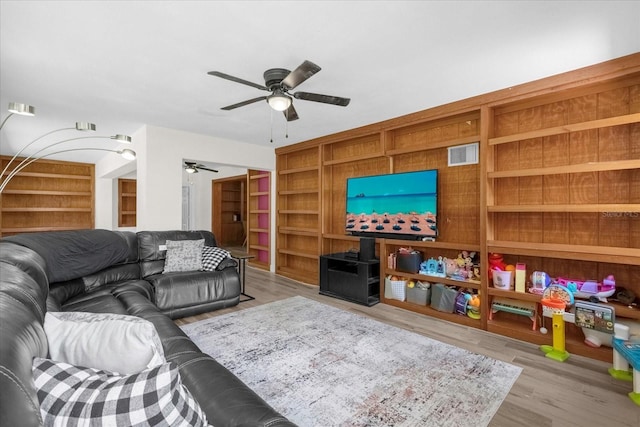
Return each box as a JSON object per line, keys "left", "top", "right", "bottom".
{"left": 175, "top": 267, "right": 639, "bottom": 426}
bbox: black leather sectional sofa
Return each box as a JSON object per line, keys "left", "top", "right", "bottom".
{"left": 0, "top": 229, "right": 295, "bottom": 427}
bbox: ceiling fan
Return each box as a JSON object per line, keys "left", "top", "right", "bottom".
{"left": 184, "top": 162, "right": 218, "bottom": 174}
{"left": 207, "top": 60, "right": 350, "bottom": 121}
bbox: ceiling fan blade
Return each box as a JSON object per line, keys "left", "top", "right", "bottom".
{"left": 282, "top": 60, "right": 321, "bottom": 90}
{"left": 207, "top": 71, "right": 268, "bottom": 91}
{"left": 198, "top": 166, "right": 219, "bottom": 173}
{"left": 293, "top": 91, "right": 350, "bottom": 106}
{"left": 221, "top": 96, "right": 267, "bottom": 111}
{"left": 283, "top": 104, "right": 299, "bottom": 122}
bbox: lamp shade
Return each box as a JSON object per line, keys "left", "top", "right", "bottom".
{"left": 267, "top": 93, "right": 292, "bottom": 112}
{"left": 8, "top": 102, "right": 35, "bottom": 116}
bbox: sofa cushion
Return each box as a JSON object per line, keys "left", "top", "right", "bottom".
{"left": 4, "top": 229, "right": 132, "bottom": 283}
{"left": 201, "top": 246, "right": 231, "bottom": 271}
{"left": 163, "top": 239, "right": 204, "bottom": 273}
{"left": 44, "top": 311, "right": 165, "bottom": 375}
{"left": 32, "top": 358, "right": 208, "bottom": 427}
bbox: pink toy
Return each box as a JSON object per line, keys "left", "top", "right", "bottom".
{"left": 555, "top": 275, "right": 616, "bottom": 302}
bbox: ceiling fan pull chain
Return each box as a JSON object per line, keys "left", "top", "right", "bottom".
{"left": 270, "top": 108, "right": 274, "bottom": 143}
{"left": 285, "top": 109, "right": 289, "bottom": 139}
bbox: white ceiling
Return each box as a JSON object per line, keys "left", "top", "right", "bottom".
{"left": 1, "top": 1, "right": 639, "bottom": 165}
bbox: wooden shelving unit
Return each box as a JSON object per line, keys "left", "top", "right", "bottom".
{"left": 483, "top": 71, "right": 640, "bottom": 362}
{"left": 118, "top": 178, "right": 136, "bottom": 227}
{"left": 0, "top": 156, "right": 95, "bottom": 237}
{"left": 275, "top": 146, "right": 321, "bottom": 284}
{"left": 247, "top": 169, "right": 271, "bottom": 270}
{"left": 275, "top": 54, "right": 640, "bottom": 362}
{"left": 212, "top": 176, "right": 245, "bottom": 247}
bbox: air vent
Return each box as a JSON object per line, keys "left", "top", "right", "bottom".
{"left": 448, "top": 142, "right": 479, "bottom": 167}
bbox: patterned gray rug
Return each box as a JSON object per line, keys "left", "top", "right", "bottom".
{"left": 181, "top": 296, "right": 521, "bottom": 427}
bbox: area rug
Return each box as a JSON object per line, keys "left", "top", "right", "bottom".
{"left": 181, "top": 296, "right": 521, "bottom": 427}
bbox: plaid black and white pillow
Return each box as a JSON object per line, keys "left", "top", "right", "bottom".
{"left": 32, "top": 358, "right": 208, "bottom": 427}
{"left": 201, "top": 246, "right": 231, "bottom": 271}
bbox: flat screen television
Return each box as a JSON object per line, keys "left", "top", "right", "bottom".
{"left": 345, "top": 169, "right": 438, "bottom": 241}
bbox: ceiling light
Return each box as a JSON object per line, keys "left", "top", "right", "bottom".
{"left": 185, "top": 166, "right": 197, "bottom": 174}
{"left": 267, "top": 92, "right": 292, "bottom": 112}
{"left": 8, "top": 102, "right": 35, "bottom": 116}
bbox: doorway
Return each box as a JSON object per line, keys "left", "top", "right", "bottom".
{"left": 211, "top": 175, "right": 246, "bottom": 247}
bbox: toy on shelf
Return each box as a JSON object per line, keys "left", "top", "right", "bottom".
{"left": 466, "top": 293, "right": 481, "bottom": 319}
{"left": 555, "top": 275, "right": 616, "bottom": 302}
{"left": 420, "top": 257, "right": 446, "bottom": 278}
{"left": 529, "top": 271, "right": 551, "bottom": 295}
{"left": 488, "top": 253, "right": 506, "bottom": 282}
{"left": 540, "top": 285, "right": 574, "bottom": 362}
{"left": 490, "top": 297, "right": 537, "bottom": 330}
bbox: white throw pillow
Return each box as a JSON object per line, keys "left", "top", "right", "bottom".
{"left": 163, "top": 239, "right": 205, "bottom": 273}
{"left": 44, "top": 311, "right": 165, "bottom": 375}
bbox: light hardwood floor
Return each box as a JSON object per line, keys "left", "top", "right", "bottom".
{"left": 175, "top": 267, "right": 639, "bottom": 426}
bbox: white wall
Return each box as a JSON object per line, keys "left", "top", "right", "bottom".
{"left": 183, "top": 165, "right": 248, "bottom": 231}
{"left": 96, "top": 124, "right": 277, "bottom": 269}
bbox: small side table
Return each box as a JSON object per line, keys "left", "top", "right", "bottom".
{"left": 227, "top": 250, "right": 255, "bottom": 302}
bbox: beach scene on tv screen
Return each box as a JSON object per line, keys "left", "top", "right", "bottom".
{"left": 345, "top": 171, "right": 437, "bottom": 237}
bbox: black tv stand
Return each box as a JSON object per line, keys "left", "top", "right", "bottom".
{"left": 319, "top": 252, "right": 380, "bottom": 306}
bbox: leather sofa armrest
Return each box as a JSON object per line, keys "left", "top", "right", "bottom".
{"left": 216, "top": 257, "right": 238, "bottom": 271}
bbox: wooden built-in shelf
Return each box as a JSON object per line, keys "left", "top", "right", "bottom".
{"left": 1, "top": 171, "right": 92, "bottom": 180}
{"left": 278, "top": 189, "right": 318, "bottom": 195}
{"left": 118, "top": 178, "right": 136, "bottom": 228}
{"left": 487, "top": 204, "right": 640, "bottom": 213}
{"left": 323, "top": 151, "right": 385, "bottom": 166}
{"left": 1, "top": 207, "right": 92, "bottom": 213}
{"left": 247, "top": 169, "right": 271, "bottom": 271}
{"left": 382, "top": 238, "right": 481, "bottom": 253}
{"left": 385, "top": 269, "right": 481, "bottom": 291}
{"left": 279, "top": 227, "right": 319, "bottom": 236}
{"left": 278, "top": 210, "right": 318, "bottom": 215}
{"left": 488, "top": 159, "right": 640, "bottom": 178}
{"left": 487, "top": 241, "right": 640, "bottom": 265}
{"left": 2, "top": 189, "right": 91, "bottom": 196}
{"left": 275, "top": 54, "right": 640, "bottom": 364}
{"left": 278, "top": 166, "right": 318, "bottom": 175}
{"left": 277, "top": 248, "right": 318, "bottom": 259}
{"left": 383, "top": 298, "right": 482, "bottom": 329}
{"left": 488, "top": 112, "right": 640, "bottom": 146}
{"left": 1, "top": 156, "right": 95, "bottom": 237}
{"left": 385, "top": 134, "right": 480, "bottom": 156}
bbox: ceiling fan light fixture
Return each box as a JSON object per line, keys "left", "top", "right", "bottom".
{"left": 267, "top": 92, "right": 292, "bottom": 112}
{"left": 185, "top": 166, "right": 197, "bottom": 174}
